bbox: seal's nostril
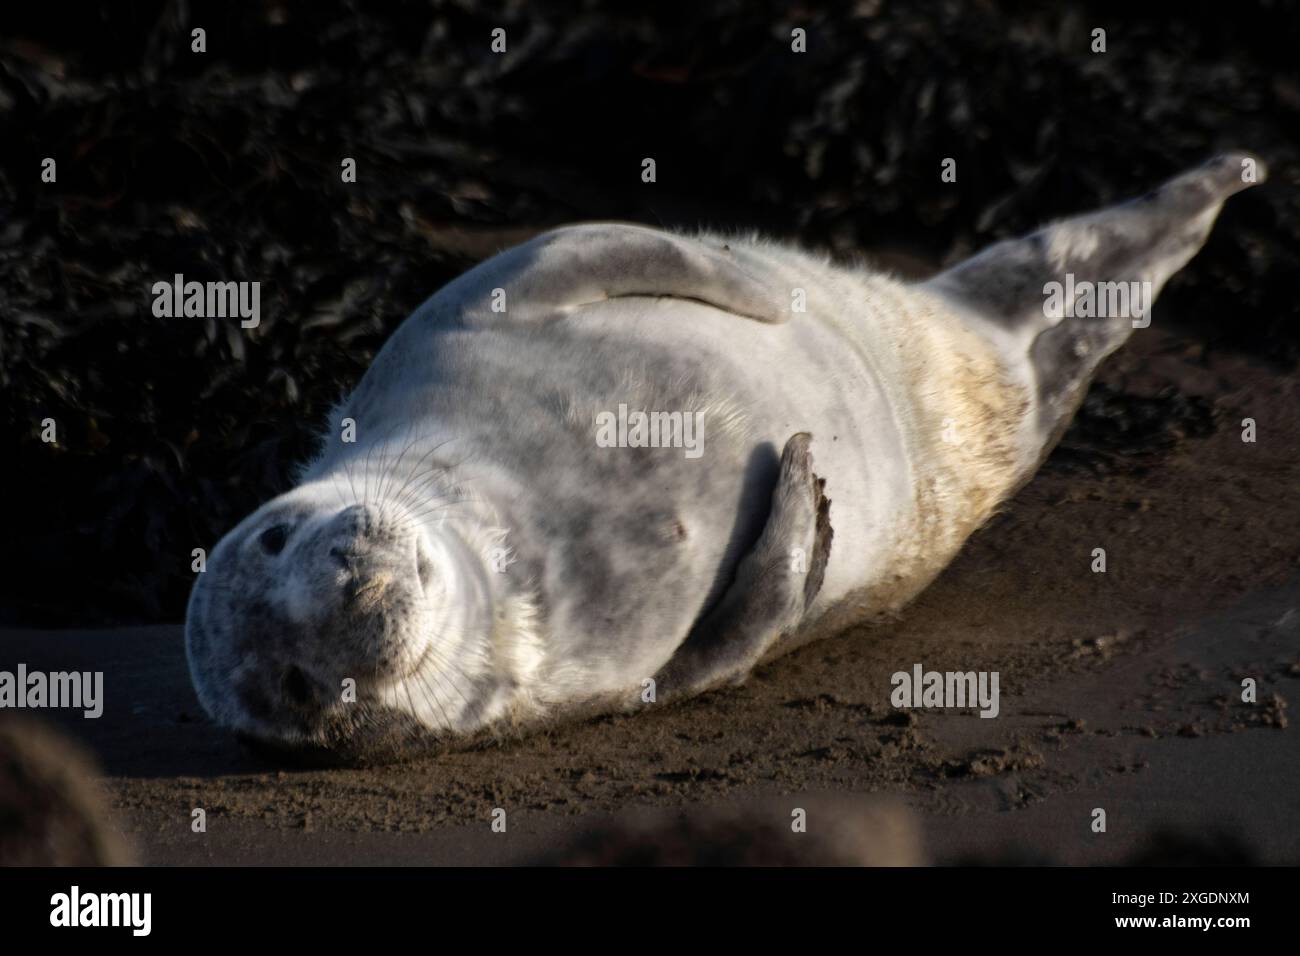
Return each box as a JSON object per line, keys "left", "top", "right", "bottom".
{"left": 282, "top": 666, "right": 314, "bottom": 707}
{"left": 329, "top": 546, "right": 350, "bottom": 571}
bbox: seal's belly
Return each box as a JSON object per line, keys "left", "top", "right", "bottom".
{"left": 350, "top": 289, "right": 945, "bottom": 693}
{"left": 553, "top": 295, "right": 918, "bottom": 618}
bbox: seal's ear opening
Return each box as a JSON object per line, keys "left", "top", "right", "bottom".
{"left": 922, "top": 152, "right": 1268, "bottom": 444}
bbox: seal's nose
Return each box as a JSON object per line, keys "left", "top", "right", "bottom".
{"left": 328, "top": 505, "right": 406, "bottom": 608}
{"left": 328, "top": 504, "right": 383, "bottom": 572}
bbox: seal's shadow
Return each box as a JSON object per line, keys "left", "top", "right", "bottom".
{"left": 0, "top": 625, "right": 281, "bottom": 778}
{"left": 704, "top": 441, "right": 782, "bottom": 608}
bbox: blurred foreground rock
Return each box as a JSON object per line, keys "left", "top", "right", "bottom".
{"left": 0, "top": 716, "right": 133, "bottom": 865}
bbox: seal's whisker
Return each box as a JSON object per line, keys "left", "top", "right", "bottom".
{"left": 422, "top": 654, "right": 481, "bottom": 730}
{"left": 388, "top": 446, "right": 481, "bottom": 506}
{"left": 389, "top": 479, "right": 463, "bottom": 522}
{"left": 407, "top": 654, "right": 460, "bottom": 731}
{"left": 391, "top": 463, "right": 488, "bottom": 512}
{"left": 397, "top": 491, "right": 485, "bottom": 518}
{"left": 386, "top": 442, "right": 457, "bottom": 514}
{"left": 330, "top": 474, "right": 351, "bottom": 511}
{"left": 391, "top": 462, "right": 457, "bottom": 515}
{"left": 372, "top": 426, "right": 398, "bottom": 503}
{"left": 389, "top": 501, "right": 484, "bottom": 533}
{"left": 361, "top": 434, "right": 381, "bottom": 506}
{"left": 415, "top": 638, "right": 480, "bottom": 714}
{"left": 388, "top": 426, "right": 433, "bottom": 505}
{"left": 396, "top": 662, "right": 432, "bottom": 734}
{"left": 381, "top": 468, "right": 477, "bottom": 522}
{"left": 342, "top": 456, "right": 361, "bottom": 508}
{"left": 375, "top": 422, "right": 412, "bottom": 507}
{"left": 373, "top": 430, "right": 409, "bottom": 510}
{"left": 412, "top": 667, "right": 458, "bottom": 732}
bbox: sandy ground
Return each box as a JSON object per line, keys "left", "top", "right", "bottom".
{"left": 3, "top": 327, "right": 1298, "bottom": 865}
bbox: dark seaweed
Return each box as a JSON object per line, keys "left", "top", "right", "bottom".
{"left": 1, "top": 0, "right": 1297, "bottom": 625}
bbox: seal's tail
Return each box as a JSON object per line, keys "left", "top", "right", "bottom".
{"left": 922, "top": 152, "right": 1267, "bottom": 439}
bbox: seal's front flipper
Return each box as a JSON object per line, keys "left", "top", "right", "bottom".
{"left": 443, "top": 223, "right": 791, "bottom": 325}
{"left": 922, "top": 152, "right": 1268, "bottom": 441}
{"left": 653, "top": 433, "right": 833, "bottom": 702}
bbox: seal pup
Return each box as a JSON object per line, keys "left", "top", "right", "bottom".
{"left": 185, "top": 153, "right": 1264, "bottom": 759}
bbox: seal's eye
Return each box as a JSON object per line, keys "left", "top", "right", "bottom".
{"left": 259, "top": 524, "right": 289, "bottom": 555}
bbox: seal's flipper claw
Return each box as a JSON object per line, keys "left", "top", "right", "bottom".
{"left": 652, "top": 433, "right": 833, "bottom": 701}
{"left": 437, "top": 223, "right": 792, "bottom": 325}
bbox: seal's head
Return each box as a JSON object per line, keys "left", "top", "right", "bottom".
{"left": 185, "top": 481, "right": 503, "bottom": 761}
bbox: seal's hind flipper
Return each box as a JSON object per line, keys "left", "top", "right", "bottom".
{"left": 653, "top": 433, "right": 832, "bottom": 702}
{"left": 922, "top": 152, "right": 1267, "bottom": 439}
{"left": 924, "top": 153, "right": 1266, "bottom": 335}
{"left": 438, "top": 223, "right": 791, "bottom": 325}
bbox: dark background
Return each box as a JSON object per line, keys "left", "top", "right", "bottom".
{"left": 1, "top": 0, "right": 1297, "bottom": 626}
